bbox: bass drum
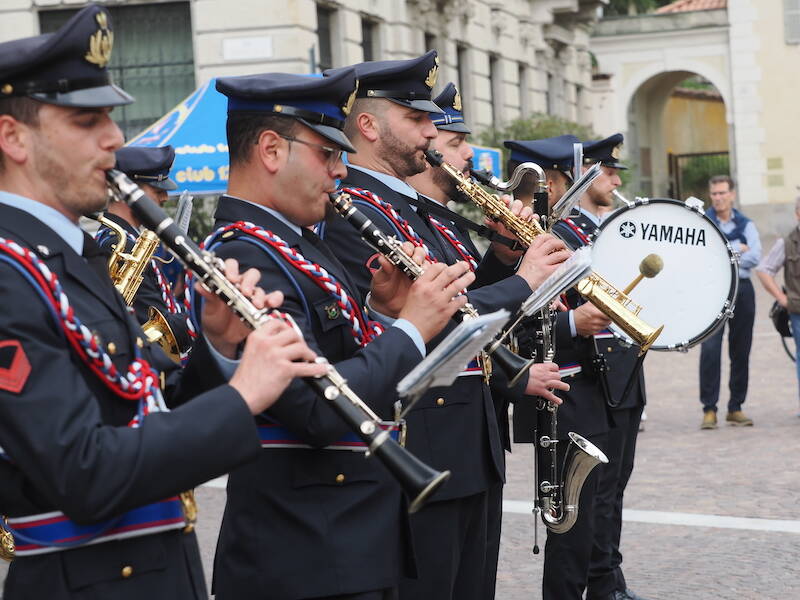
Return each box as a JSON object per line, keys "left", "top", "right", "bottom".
{"left": 591, "top": 198, "right": 738, "bottom": 351}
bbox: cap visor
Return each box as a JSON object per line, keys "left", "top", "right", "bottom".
{"left": 30, "top": 84, "right": 134, "bottom": 108}
{"left": 437, "top": 122, "right": 471, "bottom": 134}
{"left": 300, "top": 120, "right": 357, "bottom": 154}
{"left": 605, "top": 162, "right": 628, "bottom": 170}
{"left": 388, "top": 98, "right": 444, "bottom": 114}
{"left": 150, "top": 178, "right": 178, "bottom": 191}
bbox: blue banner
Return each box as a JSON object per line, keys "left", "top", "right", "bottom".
{"left": 128, "top": 79, "right": 229, "bottom": 195}
{"left": 470, "top": 144, "right": 503, "bottom": 178}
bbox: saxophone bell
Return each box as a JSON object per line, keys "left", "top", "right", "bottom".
{"left": 539, "top": 432, "right": 608, "bottom": 533}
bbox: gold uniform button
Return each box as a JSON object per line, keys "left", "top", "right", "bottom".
{"left": 335, "top": 473, "right": 345, "bottom": 484}
{"left": 121, "top": 565, "right": 133, "bottom": 578}
{"left": 436, "top": 397, "right": 445, "bottom": 406}
{"left": 136, "top": 337, "right": 144, "bottom": 348}
{"left": 107, "top": 342, "right": 117, "bottom": 354}
{"left": 607, "top": 346, "right": 613, "bottom": 352}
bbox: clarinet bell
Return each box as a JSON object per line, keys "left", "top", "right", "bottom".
{"left": 371, "top": 438, "right": 451, "bottom": 513}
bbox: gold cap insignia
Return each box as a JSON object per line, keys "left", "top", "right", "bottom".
{"left": 453, "top": 88, "right": 462, "bottom": 112}
{"left": 85, "top": 11, "right": 114, "bottom": 69}
{"left": 343, "top": 80, "right": 358, "bottom": 116}
{"left": 612, "top": 144, "right": 622, "bottom": 160}
{"left": 425, "top": 55, "right": 440, "bottom": 89}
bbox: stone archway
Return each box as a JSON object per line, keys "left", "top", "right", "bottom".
{"left": 626, "top": 70, "right": 730, "bottom": 199}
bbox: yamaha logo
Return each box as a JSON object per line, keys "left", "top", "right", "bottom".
{"left": 618, "top": 220, "right": 706, "bottom": 246}
{"left": 619, "top": 221, "right": 636, "bottom": 238}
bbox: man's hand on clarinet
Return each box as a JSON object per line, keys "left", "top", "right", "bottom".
{"left": 398, "top": 260, "right": 475, "bottom": 343}
{"left": 525, "top": 362, "right": 569, "bottom": 405}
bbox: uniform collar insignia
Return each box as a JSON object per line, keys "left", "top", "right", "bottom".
{"left": 324, "top": 302, "right": 341, "bottom": 320}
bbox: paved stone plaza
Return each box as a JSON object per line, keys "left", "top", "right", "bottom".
{"left": 2, "top": 280, "right": 798, "bottom": 598}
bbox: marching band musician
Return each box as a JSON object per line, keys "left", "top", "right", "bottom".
{"left": 319, "top": 52, "right": 570, "bottom": 600}
{"left": 405, "top": 82, "right": 570, "bottom": 599}
{"left": 96, "top": 145, "right": 194, "bottom": 362}
{"left": 0, "top": 5, "right": 330, "bottom": 599}
{"left": 579, "top": 135, "right": 649, "bottom": 600}
{"left": 207, "top": 69, "right": 471, "bottom": 600}
{"left": 508, "top": 134, "right": 649, "bottom": 600}
{"left": 506, "top": 135, "right": 615, "bottom": 600}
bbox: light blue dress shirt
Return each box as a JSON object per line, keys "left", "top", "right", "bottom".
{"left": 715, "top": 216, "right": 761, "bottom": 279}
{"left": 0, "top": 191, "right": 84, "bottom": 254}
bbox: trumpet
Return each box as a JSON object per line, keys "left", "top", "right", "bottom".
{"left": 106, "top": 169, "right": 449, "bottom": 513}
{"left": 94, "top": 213, "right": 181, "bottom": 364}
{"left": 424, "top": 150, "right": 664, "bottom": 353}
{"left": 328, "top": 191, "right": 535, "bottom": 386}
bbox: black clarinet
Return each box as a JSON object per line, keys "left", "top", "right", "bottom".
{"left": 106, "top": 169, "right": 449, "bottom": 513}
{"left": 329, "top": 190, "right": 534, "bottom": 386}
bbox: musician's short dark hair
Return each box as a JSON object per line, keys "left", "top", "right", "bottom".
{"left": 343, "top": 97, "right": 387, "bottom": 141}
{"left": 709, "top": 174, "right": 735, "bottom": 191}
{"left": 226, "top": 112, "right": 299, "bottom": 166}
{"left": 0, "top": 97, "right": 42, "bottom": 172}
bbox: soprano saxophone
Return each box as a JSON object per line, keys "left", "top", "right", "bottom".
{"left": 328, "top": 190, "right": 535, "bottom": 386}
{"left": 424, "top": 150, "right": 663, "bottom": 353}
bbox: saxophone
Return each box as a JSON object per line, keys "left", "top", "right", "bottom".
{"left": 95, "top": 215, "right": 181, "bottom": 364}
{"left": 424, "top": 150, "right": 663, "bottom": 353}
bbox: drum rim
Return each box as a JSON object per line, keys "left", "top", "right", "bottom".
{"left": 594, "top": 197, "right": 740, "bottom": 351}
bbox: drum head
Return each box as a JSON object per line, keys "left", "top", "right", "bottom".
{"left": 591, "top": 198, "right": 737, "bottom": 351}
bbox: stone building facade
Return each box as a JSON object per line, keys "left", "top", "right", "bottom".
{"left": 0, "top": 0, "right": 604, "bottom": 137}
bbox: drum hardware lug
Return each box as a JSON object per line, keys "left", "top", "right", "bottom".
{"left": 639, "top": 197, "right": 650, "bottom": 205}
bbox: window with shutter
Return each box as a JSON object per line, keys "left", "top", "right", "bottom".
{"left": 785, "top": 0, "right": 800, "bottom": 44}
{"left": 40, "top": 3, "right": 196, "bottom": 141}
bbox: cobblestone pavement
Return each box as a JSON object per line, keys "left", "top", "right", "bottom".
{"left": 2, "top": 281, "right": 799, "bottom": 598}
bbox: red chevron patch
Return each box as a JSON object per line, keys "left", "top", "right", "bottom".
{"left": 0, "top": 340, "right": 31, "bottom": 394}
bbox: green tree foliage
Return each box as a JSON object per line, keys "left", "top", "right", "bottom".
{"left": 475, "top": 113, "right": 597, "bottom": 176}
{"left": 605, "top": 0, "right": 674, "bottom": 16}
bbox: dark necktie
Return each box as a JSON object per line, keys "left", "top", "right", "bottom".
{"left": 82, "top": 232, "right": 113, "bottom": 281}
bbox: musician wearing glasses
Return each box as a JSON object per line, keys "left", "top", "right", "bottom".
{"left": 319, "top": 53, "right": 570, "bottom": 600}
{"left": 0, "top": 6, "right": 332, "bottom": 598}
{"left": 96, "top": 145, "right": 194, "bottom": 364}
{"left": 405, "top": 82, "right": 570, "bottom": 599}
{"left": 206, "top": 70, "right": 471, "bottom": 600}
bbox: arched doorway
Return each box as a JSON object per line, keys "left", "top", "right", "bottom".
{"left": 626, "top": 70, "right": 730, "bottom": 201}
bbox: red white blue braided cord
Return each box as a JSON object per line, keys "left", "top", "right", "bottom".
{"left": 0, "top": 237, "right": 164, "bottom": 428}
{"left": 341, "top": 187, "right": 436, "bottom": 261}
{"left": 199, "top": 222, "right": 382, "bottom": 347}
{"left": 426, "top": 216, "right": 478, "bottom": 271}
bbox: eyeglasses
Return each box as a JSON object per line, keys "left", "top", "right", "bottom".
{"left": 279, "top": 135, "right": 344, "bottom": 170}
